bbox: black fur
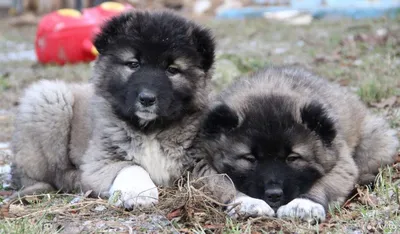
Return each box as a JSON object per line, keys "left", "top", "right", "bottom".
{"left": 94, "top": 11, "right": 215, "bottom": 72}
{"left": 203, "top": 95, "right": 327, "bottom": 211}
{"left": 301, "top": 101, "right": 337, "bottom": 145}
{"left": 203, "top": 104, "right": 239, "bottom": 135}
{"left": 93, "top": 11, "right": 215, "bottom": 132}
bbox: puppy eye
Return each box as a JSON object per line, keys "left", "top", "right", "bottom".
{"left": 286, "top": 153, "right": 302, "bottom": 163}
{"left": 167, "top": 66, "right": 180, "bottom": 75}
{"left": 239, "top": 154, "right": 256, "bottom": 163}
{"left": 125, "top": 61, "right": 140, "bottom": 69}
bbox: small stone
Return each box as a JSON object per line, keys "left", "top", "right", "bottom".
{"left": 296, "top": 40, "right": 304, "bottom": 47}
{"left": 94, "top": 205, "right": 106, "bottom": 212}
{"left": 193, "top": 0, "right": 211, "bottom": 15}
{"left": 353, "top": 59, "right": 363, "bottom": 66}
{"left": 273, "top": 47, "right": 288, "bottom": 55}
{"left": 69, "top": 197, "right": 83, "bottom": 204}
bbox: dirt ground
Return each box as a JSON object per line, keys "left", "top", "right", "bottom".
{"left": 0, "top": 12, "right": 400, "bottom": 233}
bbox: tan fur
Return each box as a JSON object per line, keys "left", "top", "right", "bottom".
{"left": 191, "top": 66, "right": 399, "bottom": 214}
{"left": 10, "top": 70, "right": 209, "bottom": 200}
{"left": 78, "top": 92, "right": 209, "bottom": 197}
{"left": 10, "top": 11, "right": 215, "bottom": 206}
{"left": 232, "top": 67, "right": 398, "bottom": 205}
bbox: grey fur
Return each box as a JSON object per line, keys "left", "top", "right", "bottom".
{"left": 79, "top": 93, "right": 207, "bottom": 197}
{"left": 11, "top": 80, "right": 93, "bottom": 197}
{"left": 9, "top": 10, "right": 215, "bottom": 208}
{"left": 193, "top": 65, "right": 399, "bottom": 220}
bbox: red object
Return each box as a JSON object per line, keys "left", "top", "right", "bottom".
{"left": 35, "top": 2, "right": 133, "bottom": 65}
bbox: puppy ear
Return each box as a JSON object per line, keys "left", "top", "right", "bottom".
{"left": 301, "top": 101, "right": 336, "bottom": 145}
{"left": 94, "top": 21, "right": 117, "bottom": 54}
{"left": 202, "top": 104, "right": 240, "bottom": 135}
{"left": 191, "top": 27, "right": 215, "bottom": 72}
{"left": 94, "top": 13, "right": 131, "bottom": 54}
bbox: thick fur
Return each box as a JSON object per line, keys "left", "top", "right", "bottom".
{"left": 11, "top": 80, "right": 93, "bottom": 197}
{"left": 196, "top": 66, "right": 399, "bottom": 221}
{"left": 10, "top": 10, "right": 215, "bottom": 209}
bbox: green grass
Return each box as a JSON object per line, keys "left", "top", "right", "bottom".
{"left": 0, "top": 73, "right": 11, "bottom": 91}
{"left": 357, "top": 78, "right": 396, "bottom": 103}
{"left": 0, "top": 214, "right": 61, "bottom": 234}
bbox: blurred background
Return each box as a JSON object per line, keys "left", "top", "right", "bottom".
{"left": 0, "top": 0, "right": 399, "bottom": 148}
{"left": 0, "top": 1, "right": 399, "bottom": 232}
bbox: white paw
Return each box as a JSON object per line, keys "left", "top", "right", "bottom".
{"left": 108, "top": 165, "right": 159, "bottom": 209}
{"left": 227, "top": 195, "right": 275, "bottom": 218}
{"left": 277, "top": 198, "right": 326, "bottom": 222}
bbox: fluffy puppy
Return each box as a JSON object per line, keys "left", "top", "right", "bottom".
{"left": 195, "top": 66, "right": 399, "bottom": 221}
{"left": 10, "top": 10, "right": 216, "bottom": 210}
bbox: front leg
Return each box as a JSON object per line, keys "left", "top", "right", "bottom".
{"left": 227, "top": 192, "right": 275, "bottom": 218}
{"left": 191, "top": 158, "right": 274, "bottom": 218}
{"left": 81, "top": 150, "right": 158, "bottom": 209}
{"left": 108, "top": 165, "right": 158, "bottom": 209}
{"left": 277, "top": 145, "right": 359, "bottom": 222}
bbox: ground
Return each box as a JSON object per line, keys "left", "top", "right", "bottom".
{"left": 0, "top": 13, "right": 400, "bottom": 234}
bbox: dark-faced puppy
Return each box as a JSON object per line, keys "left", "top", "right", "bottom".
{"left": 92, "top": 10, "right": 214, "bottom": 131}
{"left": 79, "top": 10, "right": 217, "bottom": 209}
{"left": 10, "top": 10, "right": 217, "bottom": 211}
{"left": 199, "top": 66, "right": 398, "bottom": 222}
{"left": 203, "top": 96, "right": 327, "bottom": 211}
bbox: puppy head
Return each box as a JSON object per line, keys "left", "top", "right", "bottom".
{"left": 200, "top": 95, "right": 337, "bottom": 210}
{"left": 92, "top": 10, "right": 215, "bottom": 130}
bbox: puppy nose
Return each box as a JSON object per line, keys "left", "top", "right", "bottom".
{"left": 265, "top": 188, "right": 283, "bottom": 203}
{"left": 138, "top": 92, "right": 156, "bottom": 107}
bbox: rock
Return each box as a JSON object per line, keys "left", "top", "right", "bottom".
{"left": 263, "top": 10, "right": 313, "bottom": 25}
{"left": 94, "top": 205, "right": 107, "bottom": 212}
{"left": 273, "top": 47, "right": 288, "bottom": 55}
{"left": 193, "top": 0, "right": 212, "bottom": 15}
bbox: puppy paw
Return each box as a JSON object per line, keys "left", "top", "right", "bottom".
{"left": 227, "top": 195, "right": 275, "bottom": 218}
{"left": 108, "top": 165, "right": 159, "bottom": 209}
{"left": 277, "top": 198, "right": 326, "bottom": 222}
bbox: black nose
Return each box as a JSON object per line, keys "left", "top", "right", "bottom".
{"left": 138, "top": 92, "right": 156, "bottom": 107}
{"left": 265, "top": 188, "right": 283, "bottom": 203}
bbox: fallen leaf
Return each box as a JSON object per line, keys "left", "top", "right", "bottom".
{"left": 338, "top": 79, "right": 351, "bottom": 86}
{"left": 314, "top": 55, "right": 330, "bottom": 64}
{"left": 0, "top": 191, "right": 13, "bottom": 197}
{"left": 344, "top": 54, "right": 357, "bottom": 60}
{"left": 357, "top": 187, "right": 378, "bottom": 208}
{"left": 0, "top": 203, "right": 10, "bottom": 218}
{"left": 203, "top": 224, "right": 224, "bottom": 229}
{"left": 314, "top": 53, "right": 341, "bottom": 64}
{"left": 178, "top": 228, "right": 192, "bottom": 234}
{"left": 319, "top": 222, "right": 336, "bottom": 229}
{"left": 167, "top": 208, "right": 182, "bottom": 220}
{"left": 369, "top": 96, "right": 398, "bottom": 108}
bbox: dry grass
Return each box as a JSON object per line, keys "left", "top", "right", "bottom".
{"left": 1, "top": 164, "right": 400, "bottom": 233}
